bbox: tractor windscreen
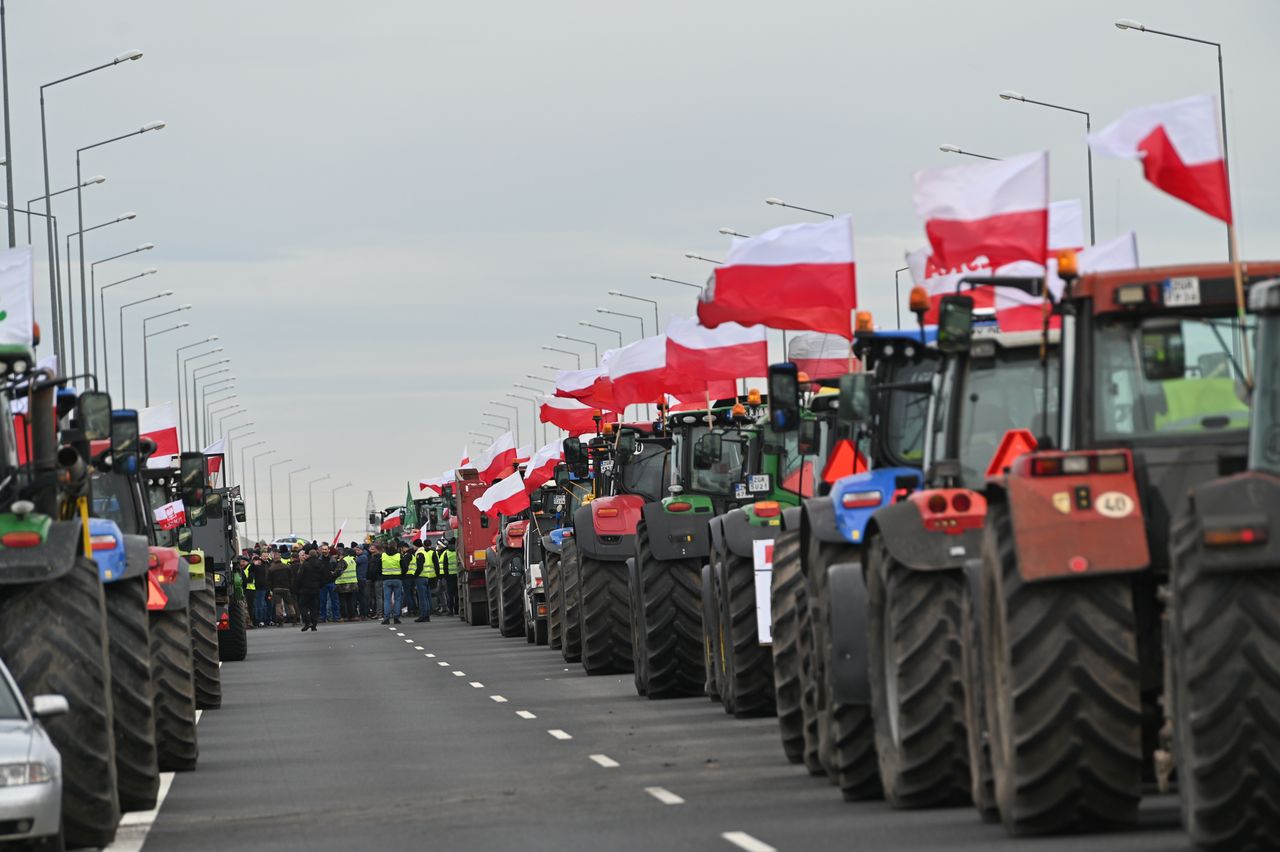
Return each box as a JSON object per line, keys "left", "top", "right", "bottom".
{"left": 618, "top": 439, "right": 669, "bottom": 502}
{"left": 879, "top": 357, "right": 935, "bottom": 468}
{"left": 774, "top": 421, "right": 830, "bottom": 498}
{"left": 147, "top": 481, "right": 180, "bottom": 548}
{"left": 675, "top": 426, "right": 745, "bottom": 496}
{"left": 1093, "top": 315, "right": 1254, "bottom": 441}
{"left": 91, "top": 472, "right": 146, "bottom": 536}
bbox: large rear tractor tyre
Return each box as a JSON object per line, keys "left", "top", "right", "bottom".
{"left": 636, "top": 535, "right": 703, "bottom": 699}
{"left": 1170, "top": 506, "right": 1280, "bottom": 850}
{"left": 815, "top": 611, "right": 881, "bottom": 800}
{"left": 0, "top": 557, "right": 121, "bottom": 849}
{"left": 701, "top": 563, "right": 720, "bottom": 702}
{"left": 866, "top": 536, "right": 970, "bottom": 808}
{"left": 718, "top": 551, "right": 775, "bottom": 718}
{"left": 149, "top": 607, "right": 199, "bottom": 772}
{"left": 961, "top": 579, "right": 998, "bottom": 822}
{"left": 189, "top": 587, "right": 222, "bottom": 710}
{"left": 103, "top": 577, "right": 160, "bottom": 813}
{"left": 499, "top": 562, "right": 525, "bottom": 638}
{"left": 770, "top": 528, "right": 805, "bottom": 764}
{"left": 795, "top": 572, "right": 823, "bottom": 776}
{"left": 627, "top": 556, "right": 648, "bottom": 697}
{"left": 485, "top": 556, "right": 500, "bottom": 629}
{"left": 579, "top": 555, "right": 633, "bottom": 675}
{"left": 545, "top": 551, "right": 563, "bottom": 650}
{"left": 560, "top": 539, "right": 583, "bottom": 663}
{"left": 981, "top": 500, "right": 1142, "bottom": 835}
{"left": 218, "top": 595, "right": 249, "bottom": 662}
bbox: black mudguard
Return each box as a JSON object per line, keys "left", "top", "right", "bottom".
{"left": 870, "top": 501, "right": 984, "bottom": 572}
{"left": 542, "top": 534, "right": 563, "bottom": 556}
{"left": 1180, "top": 470, "right": 1280, "bottom": 573}
{"left": 0, "top": 517, "right": 82, "bottom": 585}
{"left": 781, "top": 506, "right": 801, "bottom": 531}
{"left": 572, "top": 505, "right": 635, "bottom": 564}
{"left": 827, "top": 561, "right": 871, "bottom": 705}
{"left": 718, "top": 507, "right": 778, "bottom": 560}
{"left": 118, "top": 534, "right": 151, "bottom": 581}
{"left": 160, "top": 558, "right": 192, "bottom": 611}
{"left": 803, "top": 495, "right": 845, "bottom": 545}
{"left": 641, "top": 503, "right": 711, "bottom": 561}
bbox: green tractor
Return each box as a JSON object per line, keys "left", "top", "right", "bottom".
{"left": 189, "top": 471, "right": 249, "bottom": 663}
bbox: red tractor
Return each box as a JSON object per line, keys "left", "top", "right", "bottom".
{"left": 453, "top": 468, "right": 496, "bottom": 625}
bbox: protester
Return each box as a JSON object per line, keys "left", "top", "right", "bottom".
{"left": 353, "top": 543, "right": 369, "bottom": 619}
{"left": 439, "top": 538, "right": 459, "bottom": 617}
{"left": 267, "top": 548, "right": 298, "bottom": 625}
{"left": 367, "top": 543, "right": 384, "bottom": 620}
{"left": 250, "top": 554, "right": 274, "bottom": 627}
{"left": 336, "top": 545, "right": 360, "bottom": 621}
{"left": 294, "top": 547, "right": 343, "bottom": 631}
{"left": 380, "top": 542, "right": 405, "bottom": 625}
{"left": 411, "top": 538, "right": 435, "bottom": 622}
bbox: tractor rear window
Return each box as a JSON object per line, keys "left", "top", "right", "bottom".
{"left": 619, "top": 440, "right": 669, "bottom": 502}
{"left": 880, "top": 357, "right": 936, "bottom": 468}
{"left": 1094, "top": 316, "right": 1253, "bottom": 441}
{"left": 953, "top": 349, "right": 1058, "bottom": 486}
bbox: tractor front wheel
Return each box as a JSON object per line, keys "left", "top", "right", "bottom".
{"left": 635, "top": 530, "right": 703, "bottom": 699}
{"left": 717, "top": 550, "right": 775, "bottom": 718}
{"left": 545, "top": 551, "right": 563, "bottom": 650}
{"left": 701, "top": 563, "right": 720, "bottom": 702}
{"left": 560, "top": 539, "right": 583, "bottom": 663}
{"left": 149, "top": 606, "right": 199, "bottom": 772}
{"left": 579, "top": 555, "right": 633, "bottom": 675}
{"left": 499, "top": 560, "right": 525, "bottom": 638}
{"left": 189, "top": 587, "right": 222, "bottom": 710}
{"left": 770, "top": 528, "right": 805, "bottom": 764}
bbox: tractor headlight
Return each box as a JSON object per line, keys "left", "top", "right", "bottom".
{"left": 213, "top": 572, "right": 225, "bottom": 585}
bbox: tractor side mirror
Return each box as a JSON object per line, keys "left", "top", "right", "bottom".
{"left": 110, "top": 410, "right": 141, "bottom": 475}
{"left": 529, "top": 489, "right": 544, "bottom": 512}
{"left": 798, "top": 419, "right": 820, "bottom": 456}
{"left": 77, "top": 391, "right": 112, "bottom": 441}
{"left": 1139, "top": 319, "right": 1186, "bottom": 381}
{"left": 234, "top": 499, "right": 246, "bottom": 524}
{"left": 480, "top": 514, "right": 490, "bottom": 529}
{"left": 937, "top": 294, "right": 975, "bottom": 354}
{"left": 177, "top": 526, "right": 194, "bottom": 551}
{"left": 563, "top": 438, "right": 585, "bottom": 466}
{"left": 616, "top": 430, "right": 637, "bottom": 463}
{"left": 179, "top": 452, "right": 208, "bottom": 527}
{"left": 768, "top": 362, "right": 802, "bottom": 432}
{"left": 368, "top": 511, "right": 379, "bottom": 526}
{"left": 553, "top": 465, "right": 569, "bottom": 488}
{"left": 693, "top": 432, "right": 723, "bottom": 470}
{"left": 836, "top": 373, "right": 871, "bottom": 434}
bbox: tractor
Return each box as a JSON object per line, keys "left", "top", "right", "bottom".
{"left": 485, "top": 507, "right": 529, "bottom": 638}
{"left": 520, "top": 482, "right": 559, "bottom": 645}
{"left": 453, "top": 467, "right": 497, "bottom": 625}
{"left": 189, "top": 473, "right": 249, "bottom": 663}
{"left": 542, "top": 446, "right": 596, "bottom": 660}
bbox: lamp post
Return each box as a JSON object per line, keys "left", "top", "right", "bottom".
{"left": 190, "top": 362, "right": 231, "bottom": 445}
{"left": 491, "top": 400, "right": 521, "bottom": 445}
{"left": 66, "top": 212, "right": 138, "bottom": 372}
{"left": 142, "top": 321, "right": 189, "bottom": 405}
{"left": 76, "top": 121, "right": 166, "bottom": 371}
{"left": 25, "top": 175, "right": 104, "bottom": 244}
{"left": 999, "top": 90, "right": 1095, "bottom": 245}
{"left": 267, "top": 458, "right": 294, "bottom": 540}
{"left": 684, "top": 251, "right": 722, "bottom": 265}
{"left": 524, "top": 374, "right": 554, "bottom": 384}
{"left": 648, "top": 273, "right": 702, "bottom": 290}
{"left": 248, "top": 447, "right": 275, "bottom": 541}
{"left": 92, "top": 242, "right": 154, "bottom": 375}
{"left": 577, "top": 321, "right": 623, "bottom": 346}
{"left": 202, "top": 396, "right": 238, "bottom": 449}
{"left": 508, "top": 392, "right": 542, "bottom": 446}
{"left": 216, "top": 410, "right": 247, "bottom": 442}
{"left": 483, "top": 412, "right": 511, "bottom": 431}
{"left": 39, "top": 49, "right": 144, "bottom": 360}
{"left": 140, "top": 305, "right": 190, "bottom": 405}
{"left": 224, "top": 424, "right": 254, "bottom": 485}
{"left": 4, "top": 204, "right": 64, "bottom": 357}
{"left": 540, "top": 345, "right": 580, "bottom": 369}
{"left": 469, "top": 431, "right": 494, "bottom": 444}
{"left": 307, "top": 474, "right": 331, "bottom": 541}
{"left": 286, "top": 465, "right": 310, "bottom": 538}
{"left": 330, "top": 481, "right": 353, "bottom": 541}
{"left": 100, "top": 268, "right": 157, "bottom": 396}
{"left": 939, "top": 144, "right": 1000, "bottom": 161}
{"left": 596, "top": 307, "right": 646, "bottom": 337}
{"left": 765, "top": 197, "right": 835, "bottom": 219}
{"left": 118, "top": 291, "right": 172, "bottom": 407}
{"left": 608, "top": 291, "right": 661, "bottom": 335}
{"left": 206, "top": 404, "right": 241, "bottom": 443}
{"left": 176, "top": 341, "right": 220, "bottom": 442}
{"left": 554, "top": 334, "right": 598, "bottom": 363}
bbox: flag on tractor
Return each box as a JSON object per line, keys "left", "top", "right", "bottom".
{"left": 403, "top": 483, "right": 418, "bottom": 531}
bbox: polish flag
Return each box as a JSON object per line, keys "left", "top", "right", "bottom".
{"left": 698, "top": 215, "right": 857, "bottom": 338}
{"left": 332, "top": 519, "right": 347, "bottom": 546}
{"left": 475, "top": 472, "right": 530, "bottom": 518}
{"left": 992, "top": 231, "right": 1140, "bottom": 330}
{"left": 607, "top": 334, "right": 671, "bottom": 407}
{"left": 380, "top": 509, "right": 403, "bottom": 531}
{"left": 140, "top": 402, "right": 180, "bottom": 469}
{"left": 523, "top": 441, "right": 564, "bottom": 493}
{"left": 913, "top": 150, "right": 1049, "bottom": 271}
{"left": 1089, "top": 94, "right": 1231, "bottom": 223}
{"left": 665, "top": 316, "right": 768, "bottom": 386}
{"left": 516, "top": 443, "right": 534, "bottom": 463}
{"left": 419, "top": 473, "right": 450, "bottom": 494}
{"left": 459, "top": 446, "right": 473, "bottom": 469}
{"left": 472, "top": 431, "right": 518, "bottom": 483}
{"left": 202, "top": 437, "right": 225, "bottom": 484}
{"left": 539, "top": 396, "right": 616, "bottom": 437}
{"left": 153, "top": 499, "right": 186, "bottom": 531}
{"left": 668, "top": 381, "right": 739, "bottom": 411}
{"left": 555, "top": 366, "right": 618, "bottom": 412}
{"left": 788, "top": 332, "right": 852, "bottom": 381}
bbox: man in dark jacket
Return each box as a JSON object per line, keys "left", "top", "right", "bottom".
{"left": 267, "top": 550, "right": 298, "bottom": 625}
{"left": 250, "top": 556, "right": 273, "bottom": 627}
{"left": 353, "top": 544, "right": 369, "bottom": 619}
{"left": 366, "top": 543, "right": 384, "bottom": 619}
{"left": 294, "top": 547, "right": 343, "bottom": 631}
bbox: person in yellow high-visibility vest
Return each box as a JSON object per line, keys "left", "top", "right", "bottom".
{"left": 336, "top": 547, "right": 360, "bottom": 621}
{"left": 436, "top": 538, "right": 459, "bottom": 617}
{"left": 412, "top": 539, "right": 437, "bottom": 622}
{"left": 379, "top": 543, "right": 405, "bottom": 625}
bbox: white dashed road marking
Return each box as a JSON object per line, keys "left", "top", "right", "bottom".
{"left": 548, "top": 729, "right": 572, "bottom": 740}
{"left": 426, "top": 653, "right": 436, "bottom": 658}
{"left": 437, "top": 661, "right": 450, "bottom": 667}
{"left": 516, "top": 710, "right": 536, "bottom": 719}
{"left": 452, "top": 671, "right": 466, "bottom": 677}
{"left": 469, "top": 682, "right": 484, "bottom": 688}
{"left": 589, "top": 754, "right": 619, "bottom": 768}
{"left": 490, "top": 695, "right": 508, "bottom": 703}
{"left": 396, "top": 632, "right": 405, "bottom": 636}
{"left": 644, "top": 787, "right": 684, "bottom": 805}
{"left": 414, "top": 645, "right": 424, "bottom": 650}
{"left": 722, "top": 832, "right": 776, "bottom": 852}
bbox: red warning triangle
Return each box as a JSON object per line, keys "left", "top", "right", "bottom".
{"left": 146, "top": 573, "right": 169, "bottom": 610}
{"left": 822, "top": 439, "right": 869, "bottom": 484}
{"left": 985, "top": 429, "right": 1039, "bottom": 478}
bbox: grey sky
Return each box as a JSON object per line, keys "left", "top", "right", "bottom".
{"left": 8, "top": 1, "right": 1278, "bottom": 539}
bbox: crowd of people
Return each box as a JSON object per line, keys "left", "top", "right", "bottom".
{"left": 235, "top": 537, "right": 459, "bottom": 631}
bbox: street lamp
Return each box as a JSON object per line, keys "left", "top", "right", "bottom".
{"left": 597, "top": 307, "right": 645, "bottom": 337}
{"left": 554, "top": 334, "right": 599, "bottom": 363}
{"left": 202, "top": 396, "right": 239, "bottom": 448}
{"left": 764, "top": 197, "right": 835, "bottom": 219}
{"left": 206, "top": 403, "right": 242, "bottom": 443}
{"left": 525, "top": 374, "right": 554, "bottom": 384}
{"left": 999, "top": 89, "right": 1095, "bottom": 244}
{"left": 91, "top": 242, "right": 154, "bottom": 375}
{"left": 65, "top": 212, "right": 137, "bottom": 373}
{"left": 649, "top": 273, "right": 701, "bottom": 289}
{"left": 267, "top": 458, "right": 294, "bottom": 540}
{"left": 308, "top": 474, "right": 331, "bottom": 541}
{"left": 718, "top": 227, "right": 750, "bottom": 238}
{"left": 606, "top": 292, "right": 660, "bottom": 336}
{"left": 217, "top": 410, "right": 248, "bottom": 439}
{"left": 541, "top": 345, "right": 581, "bottom": 369}
{"left": 176, "top": 340, "right": 220, "bottom": 442}
{"left": 40, "top": 49, "right": 144, "bottom": 357}
{"left": 330, "top": 481, "right": 353, "bottom": 541}
{"left": 939, "top": 144, "right": 1000, "bottom": 161}
{"left": 684, "top": 251, "right": 722, "bottom": 265}
{"left": 118, "top": 291, "right": 172, "bottom": 407}
{"left": 140, "top": 304, "right": 190, "bottom": 406}
{"left": 190, "top": 362, "right": 231, "bottom": 445}
{"left": 224, "top": 424, "right": 254, "bottom": 485}
{"left": 142, "top": 320, "right": 189, "bottom": 406}
{"left": 577, "top": 321, "right": 623, "bottom": 346}
{"left": 25, "top": 175, "right": 104, "bottom": 244}
{"left": 508, "top": 392, "right": 542, "bottom": 445}
{"left": 483, "top": 412, "right": 511, "bottom": 431}
{"left": 248, "top": 447, "right": 275, "bottom": 541}
{"left": 286, "top": 465, "right": 310, "bottom": 539}
{"left": 491, "top": 400, "right": 521, "bottom": 445}
{"left": 76, "top": 120, "right": 166, "bottom": 371}
{"left": 99, "top": 267, "right": 157, "bottom": 396}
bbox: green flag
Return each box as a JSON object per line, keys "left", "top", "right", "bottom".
{"left": 403, "top": 482, "right": 418, "bottom": 531}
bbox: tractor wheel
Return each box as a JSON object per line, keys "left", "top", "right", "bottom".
{"left": 795, "top": 567, "right": 824, "bottom": 776}
{"left": 218, "top": 595, "right": 249, "bottom": 662}
{"left": 485, "top": 555, "right": 500, "bottom": 629}
{"left": 712, "top": 555, "right": 735, "bottom": 715}
{"left": 960, "top": 578, "right": 998, "bottom": 822}
{"left": 981, "top": 500, "right": 1141, "bottom": 835}
{"left": 636, "top": 534, "right": 703, "bottom": 699}
{"left": 627, "top": 556, "right": 648, "bottom": 697}
{"left": 579, "top": 555, "right": 633, "bottom": 675}
{"left": 467, "top": 582, "right": 488, "bottom": 626}
{"left": 560, "top": 539, "right": 583, "bottom": 663}
{"left": 717, "top": 550, "right": 775, "bottom": 718}
{"left": 534, "top": 616, "right": 548, "bottom": 646}
{"left": 0, "top": 557, "right": 120, "bottom": 849}
{"left": 103, "top": 576, "right": 160, "bottom": 813}
{"left": 815, "top": 620, "right": 881, "bottom": 800}
{"left": 1170, "top": 505, "right": 1280, "bottom": 850}
{"left": 499, "top": 561, "right": 525, "bottom": 638}
{"left": 804, "top": 535, "right": 855, "bottom": 783}
{"left": 701, "top": 562, "right": 720, "bottom": 702}
{"left": 866, "top": 535, "right": 970, "bottom": 808}
{"left": 149, "top": 607, "right": 199, "bottom": 772}
{"left": 770, "top": 528, "right": 805, "bottom": 764}
{"left": 188, "top": 587, "right": 222, "bottom": 710}
{"left": 545, "top": 551, "right": 563, "bottom": 650}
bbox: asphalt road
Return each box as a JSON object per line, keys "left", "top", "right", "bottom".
{"left": 120, "top": 616, "right": 1190, "bottom": 852}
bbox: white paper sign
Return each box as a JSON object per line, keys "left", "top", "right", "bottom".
{"left": 752, "top": 538, "right": 775, "bottom": 645}
{"left": 0, "top": 247, "right": 34, "bottom": 348}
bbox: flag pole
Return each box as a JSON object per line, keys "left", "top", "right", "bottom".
{"left": 1227, "top": 221, "right": 1253, "bottom": 387}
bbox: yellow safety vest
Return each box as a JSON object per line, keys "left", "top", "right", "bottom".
{"left": 441, "top": 550, "right": 459, "bottom": 574}
{"left": 338, "top": 556, "right": 358, "bottom": 584}
{"left": 415, "top": 548, "right": 437, "bottom": 579}
{"left": 380, "top": 552, "right": 403, "bottom": 577}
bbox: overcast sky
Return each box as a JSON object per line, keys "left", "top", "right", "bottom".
{"left": 8, "top": 0, "right": 1278, "bottom": 540}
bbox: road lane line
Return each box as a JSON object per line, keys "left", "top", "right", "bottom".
{"left": 722, "top": 832, "right": 776, "bottom": 852}
{"left": 426, "top": 653, "right": 436, "bottom": 658}
{"left": 469, "top": 682, "right": 484, "bottom": 688}
{"left": 437, "top": 661, "right": 450, "bottom": 666}
{"left": 404, "top": 639, "right": 414, "bottom": 643}
{"left": 516, "top": 710, "right": 536, "bottom": 719}
{"left": 589, "top": 754, "right": 619, "bottom": 768}
{"left": 452, "top": 671, "right": 466, "bottom": 677}
{"left": 547, "top": 729, "right": 572, "bottom": 740}
{"left": 490, "top": 695, "right": 508, "bottom": 703}
{"left": 644, "top": 787, "right": 684, "bottom": 805}
{"left": 414, "top": 645, "right": 424, "bottom": 650}
{"left": 396, "top": 632, "right": 406, "bottom": 636}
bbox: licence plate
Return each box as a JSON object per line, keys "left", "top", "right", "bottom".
{"left": 1163, "top": 276, "right": 1201, "bottom": 307}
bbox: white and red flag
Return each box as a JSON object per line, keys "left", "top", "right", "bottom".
{"left": 516, "top": 443, "right": 534, "bottom": 463}
{"left": 665, "top": 316, "right": 767, "bottom": 386}
{"left": 788, "top": 332, "right": 853, "bottom": 381}
{"left": 992, "top": 231, "right": 1140, "bottom": 330}
{"left": 523, "top": 441, "right": 564, "bottom": 493}
{"left": 607, "top": 334, "right": 672, "bottom": 408}
{"left": 471, "top": 431, "right": 518, "bottom": 483}
{"left": 139, "top": 402, "right": 180, "bottom": 468}
{"left": 539, "top": 396, "right": 616, "bottom": 436}
{"left": 154, "top": 499, "right": 186, "bottom": 531}
{"left": 555, "top": 366, "right": 618, "bottom": 412}
{"left": 698, "top": 215, "right": 858, "bottom": 338}
{"left": 459, "top": 446, "right": 473, "bottom": 469}
{"left": 202, "top": 437, "right": 225, "bottom": 484}
{"left": 475, "top": 472, "right": 530, "bottom": 518}
{"left": 380, "top": 509, "right": 403, "bottom": 531}
{"left": 913, "top": 150, "right": 1049, "bottom": 271}
{"left": 332, "top": 519, "right": 348, "bottom": 546}
{"left": 419, "top": 472, "right": 451, "bottom": 494}
{"left": 1089, "top": 94, "right": 1231, "bottom": 223}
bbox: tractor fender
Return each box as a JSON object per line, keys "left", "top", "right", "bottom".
{"left": 781, "top": 506, "right": 802, "bottom": 531}
{"left": 88, "top": 518, "right": 128, "bottom": 582}
{"left": 868, "top": 499, "right": 984, "bottom": 572}
{"left": 541, "top": 532, "right": 563, "bottom": 556}
{"left": 640, "top": 502, "right": 711, "bottom": 561}
{"left": 151, "top": 549, "right": 191, "bottom": 611}
{"left": 803, "top": 494, "right": 846, "bottom": 546}
{"left": 117, "top": 533, "right": 151, "bottom": 582}
{"left": 708, "top": 514, "right": 726, "bottom": 559}
{"left": 0, "top": 516, "right": 82, "bottom": 585}
{"left": 573, "top": 499, "right": 643, "bottom": 563}
{"left": 1178, "top": 470, "right": 1280, "bottom": 574}
{"left": 827, "top": 561, "right": 871, "bottom": 706}
{"left": 719, "top": 507, "right": 777, "bottom": 560}
{"left": 503, "top": 519, "right": 528, "bottom": 550}
{"left": 828, "top": 467, "right": 924, "bottom": 546}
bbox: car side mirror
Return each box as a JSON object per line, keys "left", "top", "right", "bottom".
{"left": 616, "top": 430, "right": 637, "bottom": 463}
{"left": 693, "top": 432, "right": 723, "bottom": 470}
{"left": 31, "top": 694, "right": 69, "bottom": 719}
{"left": 553, "top": 465, "right": 569, "bottom": 488}
{"left": 768, "top": 362, "right": 801, "bottom": 432}
{"left": 563, "top": 438, "right": 585, "bottom": 466}
{"left": 1140, "top": 319, "right": 1186, "bottom": 381}
{"left": 937, "top": 294, "right": 974, "bottom": 354}
{"left": 110, "top": 410, "right": 141, "bottom": 475}
{"left": 77, "top": 391, "right": 112, "bottom": 441}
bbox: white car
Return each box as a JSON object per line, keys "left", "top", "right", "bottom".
{"left": 0, "top": 656, "right": 66, "bottom": 850}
